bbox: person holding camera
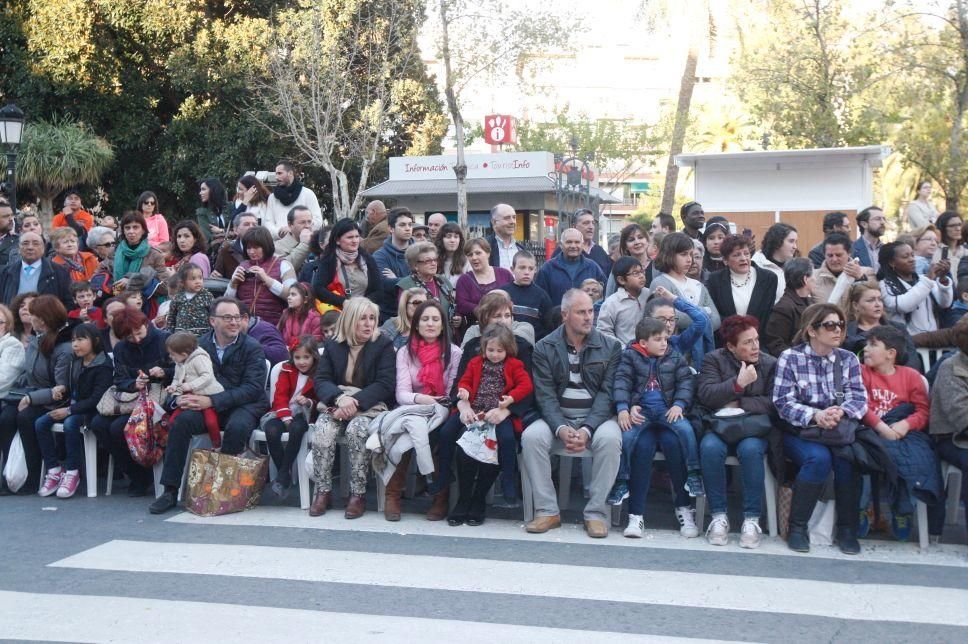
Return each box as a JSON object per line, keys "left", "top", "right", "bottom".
{"left": 225, "top": 226, "right": 297, "bottom": 326}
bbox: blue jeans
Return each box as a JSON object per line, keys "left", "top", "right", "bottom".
{"left": 700, "top": 433, "right": 766, "bottom": 518}
{"left": 618, "top": 418, "right": 699, "bottom": 480}
{"left": 35, "top": 413, "right": 88, "bottom": 471}
{"left": 782, "top": 433, "right": 855, "bottom": 485}
{"left": 627, "top": 425, "right": 690, "bottom": 516}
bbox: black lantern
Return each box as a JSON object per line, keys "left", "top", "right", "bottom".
{"left": 0, "top": 103, "right": 25, "bottom": 211}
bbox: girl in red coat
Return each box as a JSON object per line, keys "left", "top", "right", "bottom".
{"left": 278, "top": 282, "right": 323, "bottom": 349}
{"left": 449, "top": 324, "right": 533, "bottom": 525}
{"left": 265, "top": 336, "right": 320, "bottom": 499}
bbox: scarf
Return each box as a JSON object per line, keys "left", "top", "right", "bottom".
{"left": 60, "top": 253, "right": 86, "bottom": 275}
{"left": 273, "top": 180, "right": 304, "bottom": 207}
{"left": 114, "top": 239, "right": 149, "bottom": 277}
{"left": 335, "top": 247, "right": 365, "bottom": 271}
{"left": 413, "top": 337, "right": 445, "bottom": 396}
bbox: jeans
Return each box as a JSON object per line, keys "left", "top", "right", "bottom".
{"left": 618, "top": 418, "right": 700, "bottom": 480}
{"left": 35, "top": 413, "right": 89, "bottom": 471}
{"left": 700, "top": 432, "right": 766, "bottom": 518}
{"left": 627, "top": 424, "right": 690, "bottom": 516}
{"left": 782, "top": 433, "right": 855, "bottom": 485}
{"left": 161, "top": 408, "right": 259, "bottom": 488}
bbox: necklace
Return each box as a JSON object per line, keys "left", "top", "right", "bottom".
{"left": 730, "top": 271, "right": 752, "bottom": 288}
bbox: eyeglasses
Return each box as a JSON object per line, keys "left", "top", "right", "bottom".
{"left": 624, "top": 269, "right": 645, "bottom": 277}
{"left": 813, "top": 320, "right": 845, "bottom": 331}
{"left": 417, "top": 257, "right": 438, "bottom": 265}
{"left": 212, "top": 314, "right": 242, "bottom": 322}
{"left": 143, "top": 201, "right": 156, "bottom": 206}
{"left": 946, "top": 222, "right": 963, "bottom": 229}
{"left": 652, "top": 316, "right": 677, "bottom": 324}
{"left": 97, "top": 241, "right": 117, "bottom": 248}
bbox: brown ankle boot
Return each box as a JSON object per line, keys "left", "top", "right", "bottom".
{"left": 344, "top": 493, "right": 366, "bottom": 519}
{"left": 426, "top": 486, "right": 449, "bottom": 521}
{"left": 383, "top": 451, "right": 412, "bottom": 522}
{"left": 309, "top": 489, "right": 331, "bottom": 517}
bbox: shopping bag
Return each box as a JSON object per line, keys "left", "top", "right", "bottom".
{"left": 185, "top": 448, "right": 269, "bottom": 517}
{"left": 2, "top": 432, "right": 28, "bottom": 492}
{"left": 778, "top": 484, "right": 835, "bottom": 545}
{"left": 456, "top": 421, "right": 498, "bottom": 465}
{"left": 123, "top": 389, "right": 167, "bottom": 467}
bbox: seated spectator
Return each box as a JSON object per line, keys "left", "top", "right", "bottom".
{"left": 194, "top": 178, "right": 229, "bottom": 245}
{"left": 212, "top": 212, "right": 258, "bottom": 279}
{"left": 137, "top": 191, "right": 169, "bottom": 248}
{"left": 844, "top": 281, "right": 919, "bottom": 370}
{"left": 456, "top": 238, "right": 513, "bottom": 323}
{"left": 361, "top": 200, "right": 388, "bottom": 255}
{"left": 99, "top": 298, "right": 127, "bottom": 352}
{"left": 308, "top": 297, "right": 395, "bottom": 519}
{"left": 51, "top": 189, "right": 95, "bottom": 245}
{"left": 98, "top": 214, "right": 118, "bottom": 231}
{"left": 113, "top": 211, "right": 169, "bottom": 292}
{"left": 860, "top": 325, "right": 941, "bottom": 542}
{"left": 686, "top": 238, "right": 707, "bottom": 283}
{"left": 700, "top": 217, "right": 729, "bottom": 274}
{"left": 597, "top": 256, "right": 649, "bottom": 347}
{"left": 499, "top": 250, "right": 553, "bottom": 341}
{"left": 373, "top": 207, "right": 414, "bottom": 321}
{"left": 935, "top": 210, "right": 966, "bottom": 279}
{"left": 520, "top": 289, "right": 621, "bottom": 539}
{"left": 240, "top": 310, "right": 289, "bottom": 366}
{"left": 650, "top": 232, "right": 721, "bottom": 344}
{"left": 1, "top": 233, "right": 73, "bottom": 310}
{"left": 226, "top": 226, "right": 296, "bottom": 326}
{"left": 535, "top": 229, "right": 605, "bottom": 306}
{"left": 68, "top": 280, "right": 106, "bottom": 329}
{"left": 150, "top": 297, "right": 269, "bottom": 514}
{"left": 942, "top": 277, "right": 968, "bottom": 328}
{"left": 320, "top": 309, "right": 339, "bottom": 342}
{"left": 812, "top": 233, "right": 871, "bottom": 306}
{"left": 311, "top": 218, "right": 381, "bottom": 312}
{"left": 86, "top": 226, "right": 118, "bottom": 303}
{"left": 852, "top": 206, "right": 887, "bottom": 271}
{"left": 878, "top": 241, "right": 953, "bottom": 335}
{"left": 166, "top": 263, "right": 214, "bottom": 336}
{"left": 166, "top": 220, "right": 211, "bottom": 278}
{"left": 435, "top": 223, "right": 471, "bottom": 288}
{"left": 928, "top": 316, "right": 968, "bottom": 527}
{"left": 278, "top": 282, "right": 323, "bottom": 347}
{"left": 612, "top": 318, "right": 701, "bottom": 540}
{"left": 50, "top": 227, "right": 98, "bottom": 281}
{"left": 697, "top": 315, "right": 777, "bottom": 548}
{"left": 773, "top": 303, "right": 868, "bottom": 555}
{"left": 707, "top": 234, "right": 777, "bottom": 340}
{"left": 581, "top": 278, "right": 604, "bottom": 308}
{"left": 10, "top": 292, "right": 37, "bottom": 348}
{"left": 606, "top": 223, "right": 655, "bottom": 296}
{"left": 457, "top": 291, "right": 535, "bottom": 361}
{"left": 0, "top": 304, "right": 26, "bottom": 419}
{"left": 273, "top": 206, "right": 315, "bottom": 273}
{"left": 0, "top": 199, "right": 18, "bottom": 266}
{"left": 20, "top": 213, "right": 53, "bottom": 256}
{"left": 752, "top": 223, "right": 798, "bottom": 301}
{"left": 34, "top": 323, "right": 113, "bottom": 498}
{"left": 231, "top": 174, "right": 271, "bottom": 227}
{"left": 764, "top": 258, "right": 814, "bottom": 358}
{"left": 397, "top": 241, "right": 459, "bottom": 333}
{"left": 379, "top": 287, "right": 426, "bottom": 350}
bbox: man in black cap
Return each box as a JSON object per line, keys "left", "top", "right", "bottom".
{"left": 680, "top": 201, "right": 705, "bottom": 240}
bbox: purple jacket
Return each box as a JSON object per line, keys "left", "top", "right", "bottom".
{"left": 245, "top": 316, "right": 289, "bottom": 365}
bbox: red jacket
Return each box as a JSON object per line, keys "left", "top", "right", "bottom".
{"left": 68, "top": 307, "right": 106, "bottom": 329}
{"left": 457, "top": 355, "right": 533, "bottom": 432}
{"left": 861, "top": 365, "right": 930, "bottom": 431}
{"left": 279, "top": 308, "right": 323, "bottom": 349}
{"left": 272, "top": 363, "right": 318, "bottom": 421}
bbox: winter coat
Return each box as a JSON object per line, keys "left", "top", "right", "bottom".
{"left": 197, "top": 331, "right": 269, "bottom": 416}
{"left": 315, "top": 334, "right": 397, "bottom": 412}
{"left": 0, "top": 333, "right": 26, "bottom": 399}
{"left": 279, "top": 308, "right": 323, "bottom": 348}
{"left": 20, "top": 325, "right": 74, "bottom": 409}
{"left": 456, "top": 355, "right": 533, "bottom": 432}
{"left": 273, "top": 233, "right": 312, "bottom": 273}
{"left": 171, "top": 347, "right": 224, "bottom": 396}
{"left": 695, "top": 348, "right": 778, "bottom": 417}
{"left": 112, "top": 325, "right": 173, "bottom": 393}
{"left": 929, "top": 351, "right": 968, "bottom": 448}
{"left": 52, "top": 251, "right": 99, "bottom": 281}
{"left": 534, "top": 254, "right": 606, "bottom": 306}
{"left": 395, "top": 342, "right": 462, "bottom": 406}
{"left": 613, "top": 345, "right": 694, "bottom": 413}
{"left": 373, "top": 238, "right": 412, "bottom": 319}
{"left": 66, "top": 351, "right": 114, "bottom": 417}
{"left": 245, "top": 317, "right": 290, "bottom": 365}
{"left": 362, "top": 218, "right": 389, "bottom": 256}
{"left": 0, "top": 258, "right": 73, "bottom": 311}
{"left": 270, "top": 362, "right": 317, "bottom": 421}
{"left": 763, "top": 288, "right": 811, "bottom": 358}
{"left": 166, "top": 289, "right": 214, "bottom": 335}
{"left": 311, "top": 251, "right": 382, "bottom": 310}
{"left": 486, "top": 233, "right": 525, "bottom": 269}
{"left": 706, "top": 266, "right": 778, "bottom": 339}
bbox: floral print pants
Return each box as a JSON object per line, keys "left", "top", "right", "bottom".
{"left": 310, "top": 412, "right": 371, "bottom": 495}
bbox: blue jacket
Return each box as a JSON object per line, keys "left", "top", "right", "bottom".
{"left": 373, "top": 237, "right": 412, "bottom": 319}
{"left": 112, "top": 326, "right": 173, "bottom": 393}
{"left": 880, "top": 425, "right": 944, "bottom": 506}
{"left": 852, "top": 237, "right": 875, "bottom": 269}
{"left": 534, "top": 255, "right": 606, "bottom": 305}
{"left": 614, "top": 345, "right": 694, "bottom": 414}
{"left": 668, "top": 296, "right": 710, "bottom": 367}
{"left": 198, "top": 331, "right": 269, "bottom": 416}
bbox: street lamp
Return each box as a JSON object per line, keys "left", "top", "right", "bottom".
{"left": 0, "top": 103, "right": 25, "bottom": 211}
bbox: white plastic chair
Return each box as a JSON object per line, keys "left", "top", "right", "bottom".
{"left": 44, "top": 423, "right": 100, "bottom": 498}
{"left": 520, "top": 443, "right": 622, "bottom": 524}
{"left": 916, "top": 347, "right": 951, "bottom": 373}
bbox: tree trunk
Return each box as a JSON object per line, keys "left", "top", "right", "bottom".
{"left": 38, "top": 194, "right": 55, "bottom": 230}
{"left": 661, "top": 3, "right": 701, "bottom": 216}
{"left": 946, "top": 0, "right": 968, "bottom": 212}
{"left": 439, "top": 0, "right": 468, "bottom": 228}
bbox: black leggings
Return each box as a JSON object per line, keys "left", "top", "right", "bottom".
{"left": 263, "top": 415, "right": 310, "bottom": 481}
{"left": 451, "top": 448, "right": 500, "bottom": 521}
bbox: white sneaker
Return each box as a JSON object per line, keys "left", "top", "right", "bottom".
{"left": 706, "top": 513, "right": 729, "bottom": 546}
{"left": 624, "top": 514, "right": 645, "bottom": 538}
{"left": 740, "top": 517, "right": 762, "bottom": 549}
{"left": 676, "top": 506, "right": 699, "bottom": 538}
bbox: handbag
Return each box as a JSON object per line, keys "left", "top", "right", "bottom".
{"left": 456, "top": 421, "right": 499, "bottom": 465}
{"left": 704, "top": 410, "right": 773, "bottom": 444}
{"left": 123, "top": 389, "right": 167, "bottom": 467}
{"left": 2, "top": 432, "right": 28, "bottom": 492}
{"left": 798, "top": 354, "right": 859, "bottom": 447}
{"left": 184, "top": 448, "right": 269, "bottom": 517}
{"left": 97, "top": 383, "right": 163, "bottom": 417}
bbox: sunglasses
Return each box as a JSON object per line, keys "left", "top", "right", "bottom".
{"left": 143, "top": 201, "right": 156, "bottom": 206}
{"left": 97, "top": 241, "right": 117, "bottom": 248}
{"left": 813, "top": 320, "right": 845, "bottom": 331}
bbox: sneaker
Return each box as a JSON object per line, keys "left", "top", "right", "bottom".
{"left": 624, "top": 514, "right": 645, "bottom": 538}
{"left": 891, "top": 513, "right": 913, "bottom": 542}
{"left": 39, "top": 467, "right": 64, "bottom": 497}
{"left": 684, "top": 472, "right": 705, "bottom": 498}
{"left": 740, "top": 517, "right": 762, "bottom": 549}
{"left": 55, "top": 470, "right": 80, "bottom": 498}
{"left": 706, "top": 513, "right": 729, "bottom": 546}
{"left": 676, "top": 506, "right": 700, "bottom": 538}
{"left": 858, "top": 507, "right": 872, "bottom": 538}
{"left": 270, "top": 480, "right": 290, "bottom": 501}
{"left": 607, "top": 480, "right": 630, "bottom": 506}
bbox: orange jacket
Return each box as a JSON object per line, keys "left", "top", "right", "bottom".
{"left": 51, "top": 210, "right": 95, "bottom": 232}
{"left": 52, "top": 251, "right": 99, "bottom": 281}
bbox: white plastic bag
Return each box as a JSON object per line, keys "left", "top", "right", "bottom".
{"left": 3, "top": 432, "right": 28, "bottom": 492}
{"left": 808, "top": 499, "right": 836, "bottom": 546}
{"left": 456, "top": 421, "right": 498, "bottom": 465}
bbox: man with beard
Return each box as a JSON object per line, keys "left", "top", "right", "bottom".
{"left": 853, "top": 206, "right": 887, "bottom": 274}
{"left": 680, "top": 202, "right": 706, "bottom": 241}
{"left": 265, "top": 160, "right": 323, "bottom": 238}
{"left": 0, "top": 200, "right": 18, "bottom": 265}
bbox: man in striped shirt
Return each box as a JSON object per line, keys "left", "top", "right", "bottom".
{"left": 521, "top": 289, "right": 622, "bottom": 538}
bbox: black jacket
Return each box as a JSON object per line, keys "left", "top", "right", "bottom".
{"left": 695, "top": 348, "right": 777, "bottom": 417}
{"left": 112, "top": 326, "right": 173, "bottom": 393}
{"left": 0, "top": 233, "right": 19, "bottom": 266}
{"left": 0, "top": 258, "right": 73, "bottom": 310}
{"left": 486, "top": 233, "right": 524, "bottom": 268}
{"left": 315, "top": 334, "right": 396, "bottom": 412}
{"left": 843, "top": 320, "right": 921, "bottom": 371}
{"left": 198, "top": 331, "right": 269, "bottom": 414}
{"left": 706, "top": 266, "right": 778, "bottom": 340}
{"left": 67, "top": 351, "right": 114, "bottom": 417}
{"left": 311, "top": 251, "right": 383, "bottom": 309}
{"left": 763, "top": 288, "right": 811, "bottom": 358}
{"left": 613, "top": 346, "right": 694, "bottom": 411}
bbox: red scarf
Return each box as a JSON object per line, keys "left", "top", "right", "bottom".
{"left": 414, "top": 338, "right": 445, "bottom": 396}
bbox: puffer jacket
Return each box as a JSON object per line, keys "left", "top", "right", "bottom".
{"left": 613, "top": 344, "right": 693, "bottom": 412}
{"left": 21, "top": 325, "right": 74, "bottom": 409}
{"left": 66, "top": 351, "right": 114, "bottom": 417}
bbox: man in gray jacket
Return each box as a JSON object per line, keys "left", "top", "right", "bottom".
{"left": 521, "top": 289, "right": 622, "bottom": 538}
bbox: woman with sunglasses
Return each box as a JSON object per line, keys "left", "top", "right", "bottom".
{"left": 773, "top": 303, "right": 868, "bottom": 555}
{"left": 137, "top": 191, "right": 169, "bottom": 248}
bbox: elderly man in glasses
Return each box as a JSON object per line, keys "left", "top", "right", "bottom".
{"left": 150, "top": 296, "right": 269, "bottom": 514}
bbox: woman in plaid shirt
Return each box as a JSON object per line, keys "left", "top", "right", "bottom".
{"left": 773, "top": 303, "right": 868, "bottom": 555}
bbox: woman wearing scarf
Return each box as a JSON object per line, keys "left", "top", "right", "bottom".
{"left": 50, "top": 227, "right": 99, "bottom": 281}
{"left": 397, "top": 241, "right": 459, "bottom": 332}
{"left": 113, "top": 212, "right": 167, "bottom": 293}
{"left": 311, "top": 218, "right": 381, "bottom": 311}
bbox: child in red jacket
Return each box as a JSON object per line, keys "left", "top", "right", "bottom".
{"left": 264, "top": 336, "right": 320, "bottom": 500}
{"left": 860, "top": 325, "right": 938, "bottom": 542}
{"left": 449, "top": 324, "right": 533, "bottom": 525}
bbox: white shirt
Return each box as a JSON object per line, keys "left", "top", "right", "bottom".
{"left": 265, "top": 187, "right": 323, "bottom": 238}
{"left": 666, "top": 274, "right": 702, "bottom": 306}
{"left": 729, "top": 269, "right": 757, "bottom": 316}
{"left": 495, "top": 235, "right": 518, "bottom": 270}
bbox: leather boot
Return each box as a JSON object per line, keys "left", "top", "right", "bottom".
{"left": 309, "top": 489, "right": 331, "bottom": 517}
{"left": 344, "top": 493, "right": 366, "bottom": 519}
{"left": 835, "top": 473, "right": 862, "bottom": 555}
{"left": 787, "top": 480, "right": 824, "bottom": 553}
{"left": 426, "top": 486, "right": 450, "bottom": 521}
{"left": 383, "top": 451, "right": 412, "bottom": 522}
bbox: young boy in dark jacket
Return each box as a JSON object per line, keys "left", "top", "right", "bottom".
{"left": 608, "top": 317, "right": 702, "bottom": 506}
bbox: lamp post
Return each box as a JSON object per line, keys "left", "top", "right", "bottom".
{"left": 0, "top": 103, "right": 25, "bottom": 211}
{"left": 553, "top": 135, "right": 594, "bottom": 239}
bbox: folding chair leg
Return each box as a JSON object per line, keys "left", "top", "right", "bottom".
{"left": 763, "top": 455, "right": 778, "bottom": 537}
{"left": 83, "top": 429, "right": 98, "bottom": 498}
{"left": 106, "top": 455, "right": 114, "bottom": 496}
{"left": 557, "top": 455, "right": 573, "bottom": 511}
{"left": 611, "top": 503, "right": 623, "bottom": 527}
{"left": 916, "top": 500, "right": 929, "bottom": 551}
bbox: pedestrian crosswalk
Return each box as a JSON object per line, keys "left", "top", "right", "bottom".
{"left": 2, "top": 505, "right": 966, "bottom": 643}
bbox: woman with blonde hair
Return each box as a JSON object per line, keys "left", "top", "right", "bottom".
{"left": 843, "top": 281, "right": 919, "bottom": 370}
{"left": 379, "top": 287, "right": 427, "bottom": 350}
{"left": 309, "top": 297, "right": 396, "bottom": 519}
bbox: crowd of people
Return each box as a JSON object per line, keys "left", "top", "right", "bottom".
{"left": 0, "top": 168, "right": 965, "bottom": 554}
